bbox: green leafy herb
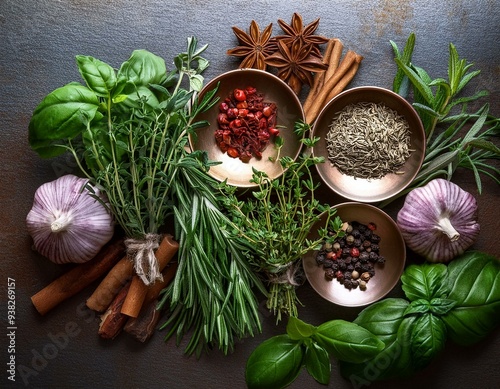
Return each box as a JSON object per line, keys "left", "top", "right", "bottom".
{"left": 220, "top": 122, "right": 344, "bottom": 321}
{"left": 245, "top": 316, "right": 384, "bottom": 388}
{"left": 382, "top": 33, "right": 499, "bottom": 207}
{"left": 340, "top": 251, "right": 500, "bottom": 384}
{"left": 442, "top": 251, "right": 500, "bottom": 345}
{"left": 29, "top": 38, "right": 266, "bottom": 355}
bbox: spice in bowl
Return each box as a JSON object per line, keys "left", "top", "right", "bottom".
{"left": 215, "top": 86, "right": 278, "bottom": 162}
{"left": 325, "top": 102, "right": 413, "bottom": 179}
{"left": 315, "top": 220, "right": 385, "bottom": 290}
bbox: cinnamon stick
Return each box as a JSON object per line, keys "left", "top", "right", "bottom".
{"left": 324, "top": 38, "right": 344, "bottom": 81}
{"left": 31, "top": 238, "right": 125, "bottom": 315}
{"left": 305, "top": 50, "right": 358, "bottom": 124}
{"left": 325, "top": 53, "right": 364, "bottom": 102}
{"left": 123, "top": 262, "right": 178, "bottom": 342}
{"left": 303, "top": 38, "right": 338, "bottom": 113}
{"left": 86, "top": 256, "right": 134, "bottom": 312}
{"left": 98, "top": 281, "right": 130, "bottom": 339}
{"left": 120, "top": 234, "right": 179, "bottom": 318}
{"left": 123, "top": 299, "right": 161, "bottom": 342}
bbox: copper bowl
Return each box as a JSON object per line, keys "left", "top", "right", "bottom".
{"left": 302, "top": 202, "right": 406, "bottom": 307}
{"left": 190, "top": 69, "right": 304, "bottom": 187}
{"left": 312, "top": 86, "right": 425, "bottom": 202}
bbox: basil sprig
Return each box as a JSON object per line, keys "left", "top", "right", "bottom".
{"left": 340, "top": 251, "right": 500, "bottom": 385}
{"left": 245, "top": 316, "right": 384, "bottom": 388}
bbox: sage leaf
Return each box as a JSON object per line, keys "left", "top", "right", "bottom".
{"left": 29, "top": 82, "right": 99, "bottom": 157}
{"left": 313, "top": 320, "right": 385, "bottom": 363}
{"left": 305, "top": 342, "right": 331, "bottom": 385}
{"left": 442, "top": 251, "right": 500, "bottom": 345}
{"left": 401, "top": 262, "right": 449, "bottom": 301}
{"left": 76, "top": 55, "right": 116, "bottom": 97}
{"left": 245, "top": 335, "right": 304, "bottom": 389}
{"left": 286, "top": 316, "right": 316, "bottom": 341}
{"left": 410, "top": 313, "right": 447, "bottom": 370}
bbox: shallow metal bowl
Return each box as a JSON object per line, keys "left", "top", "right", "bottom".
{"left": 302, "top": 202, "right": 406, "bottom": 307}
{"left": 190, "top": 69, "right": 304, "bottom": 187}
{"left": 312, "top": 86, "right": 425, "bottom": 202}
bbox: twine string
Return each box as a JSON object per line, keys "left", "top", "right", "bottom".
{"left": 125, "top": 233, "right": 163, "bottom": 286}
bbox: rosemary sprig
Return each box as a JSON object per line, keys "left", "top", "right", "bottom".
{"left": 219, "top": 122, "right": 344, "bottom": 322}
{"left": 158, "top": 158, "right": 266, "bottom": 357}
{"left": 382, "top": 33, "right": 499, "bottom": 207}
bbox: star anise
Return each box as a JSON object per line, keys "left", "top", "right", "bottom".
{"left": 275, "top": 13, "right": 329, "bottom": 58}
{"left": 226, "top": 20, "right": 278, "bottom": 70}
{"left": 265, "top": 40, "right": 328, "bottom": 94}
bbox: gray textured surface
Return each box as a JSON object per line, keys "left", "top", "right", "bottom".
{"left": 1, "top": 1, "right": 499, "bottom": 388}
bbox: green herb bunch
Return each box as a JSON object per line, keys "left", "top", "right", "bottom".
{"left": 340, "top": 251, "right": 500, "bottom": 383}
{"left": 29, "top": 38, "right": 266, "bottom": 355}
{"left": 383, "top": 33, "right": 500, "bottom": 206}
{"left": 30, "top": 38, "right": 213, "bottom": 240}
{"left": 220, "top": 122, "right": 344, "bottom": 322}
{"left": 246, "top": 316, "right": 384, "bottom": 388}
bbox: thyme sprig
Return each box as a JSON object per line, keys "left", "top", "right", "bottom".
{"left": 220, "top": 122, "right": 344, "bottom": 322}
{"left": 382, "top": 33, "right": 500, "bottom": 206}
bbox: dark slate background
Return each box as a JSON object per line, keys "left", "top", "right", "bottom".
{"left": 1, "top": 1, "right": 499, "bottom": 388}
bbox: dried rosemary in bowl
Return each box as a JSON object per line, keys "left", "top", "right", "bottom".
{"left": 325, "top": 102, "right": 413, "bottom": 179}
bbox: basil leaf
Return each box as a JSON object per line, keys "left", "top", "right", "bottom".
{"left": 29, "top": 82, "right": 99, "bottom": 157}
{"left": 245, "top": 335, "right": 304, "bottom": 389}
{"left": 401, "top": 262, "right": 449, "bottom": 301}
{"left": 404, "top": 299, "right": 430, "bottom": 316}
{"left": 429, "top": 298, "right": 457, "bottom": 316}
{"left": 76, "top": 55, "right": 116, "bottom": 97}
{"left": 117, "top": 49, "right": 166, "bottom": 87}
{"left": 410, "top": 313, "right": 447, "bottom": 369}
{"left": 340, "top": 314, "right": 417, "bottom": 384}
{"left": 305, "top": 342, "right": 330, "bottom": 385}
{"left": 353, "top": 298, "right": 409, "bottom": 343}
{"left": 286, "top": 316, "right": 316, "bottom": 340}
{"left": 313, "top": 320, "right": 385, "bottom": 363}
{"left": 442, "top": 251, "right": 500, "bottom": 345}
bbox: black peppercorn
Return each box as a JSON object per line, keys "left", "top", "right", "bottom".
{"left": 325, "top": 268, "right": 335, "bottom": 280}
{"left": 316, "top": 254, "right": 325, "bottom": 265}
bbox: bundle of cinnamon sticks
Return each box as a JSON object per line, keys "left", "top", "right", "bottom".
{"left": 304, "top": 38, "right": 363, "bottom": 124}
{"left": 31, "top": 234, "right": 179, "bottom": 342}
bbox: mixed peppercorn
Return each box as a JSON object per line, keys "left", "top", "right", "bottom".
{"left": 315, "top": 221, "right": 385, "bottom": 290}
{"left": 215, "top": 86, "right": 278, "bottom": 162}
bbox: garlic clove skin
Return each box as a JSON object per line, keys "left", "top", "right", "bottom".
{"left": 26, "top": 174, "right": 115, "bottom": 264}
{"left": 396, "top": 178, "right": 480, "bottom": 263}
